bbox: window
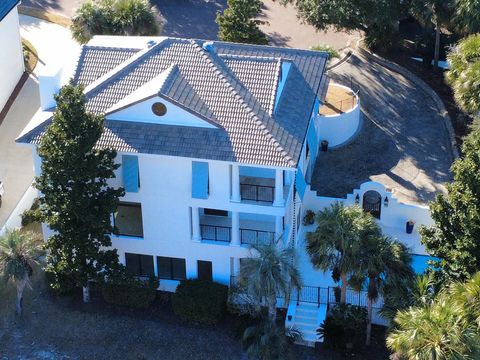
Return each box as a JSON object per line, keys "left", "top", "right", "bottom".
{"left": 197, "top": 260, "right": 213, "bottom": 282}
{"left": 204, "top": 208, "right": 228, "bottom": 217}
{"left": 157, "top": 256, "right": 186, "bottom": 280}
{"left": 114, "top": 202, "right": 144, "bottom": 237}
{"left": 125, "top": 253, "right": 154, "bottom": 277}
{"left": 152, "top": 102, "right": 167, "bottom": 116}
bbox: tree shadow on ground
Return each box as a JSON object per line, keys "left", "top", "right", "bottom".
{"left": 154, "top": 0, "right": 227, "bottom": 40}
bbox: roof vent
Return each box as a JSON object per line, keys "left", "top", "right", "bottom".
{"left": 202, "top": 41, "right": 215, "bottom": 53}
{"left": 147, "top": 40, "right": 156, "bottom": 48}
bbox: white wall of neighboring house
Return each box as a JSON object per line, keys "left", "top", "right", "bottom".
{"left": 0, "top": 5, "right": 24, "bottom": 111}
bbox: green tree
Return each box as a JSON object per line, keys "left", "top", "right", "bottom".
{"left": 239, "top": 242, "right": 302, "bottom": 324}
{"left": 446, "top": 35, "right": 480, "bottom": 116}
{"left": 387, "top": 273, "right": 480, "bottom": 359}
{"left": 351, "top": 235, "right": 413, "bottom": 346}
{"left": 71, "top": 0, "right": 161, "bottom": 44}
{"left": 454, "top": 0, "right": 480, "bottom": 35}
{"left": 216, "top": 0, "right": 269, "bottom": 45}
{"left": 35, "top": 83, "right": 124, "bottom": 303}
{"left": 410, "top": 0, "right": 453, "bottom": 69}
{"left": 281, "top": 0, "right": 405, "bottom": 51}
{"left": 421, "top": 129, "right": 480, "bottom": 282}
{"left": 0, "top": 230, "right": 43, "bottom": 315}
{"left": 306, "top": 203, "right": 380, "bottom": 303}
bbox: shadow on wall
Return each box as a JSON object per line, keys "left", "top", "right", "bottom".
{"left": 154, "top": 0, "right": 227, "bottom": 40}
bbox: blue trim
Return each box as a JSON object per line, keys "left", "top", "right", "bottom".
{"left": 113, "top": 234, "right": 144, "bottom": 241}
{"left": 307, "top": 119, "right": 318, "bottom": 161}
{"left": 0, "top": 0, "right": 19, "bottom": 22}
{"left": 295, "top": 168, "right": 307, "bottom": 200}
{"left": 192, "top": 161, "right": 209, "bottom": 199}
{"left": 412, "top": 254, "right": 438, "bottom": 274}
{"left": 122, "top": 155, "right": 139, "bottom": 193}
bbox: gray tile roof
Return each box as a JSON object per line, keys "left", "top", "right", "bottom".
{"left": 18, "top": 37, "right": 328, "bottom": 168}
{"left": 0, "top": 0, "right": 19, "bottom": 22}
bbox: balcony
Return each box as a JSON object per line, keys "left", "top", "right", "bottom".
{"left": 240, "top": 178, "right": 275, "bottom": 203}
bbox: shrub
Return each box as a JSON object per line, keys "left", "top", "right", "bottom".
{"left": 21, "top": 198, "right": 41, "bottom": 227}
{"left": 302, "top": 210, "right": 315, "bottom": 226}
{"left": 310, "top": 45, "right": 340, "bottom": 59}
{"left": 101, "top": 275, "right": 159, "bottom": 309}
{"left": 172, "top": 279, "right": 228, "bottom": 325}
{"left": 364, "top": 24, "right": 399, "bottom": 52}
{"left": 317, "top": 304, "right": 367, "bottom": 351}
{"left": 44, "top": 268, "right": 76, "bottom": 296}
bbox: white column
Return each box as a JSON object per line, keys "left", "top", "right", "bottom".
{"left": 231, "top": 211, "right": 240, "bottom": 246}
{"left": 275, "top": 216, "right": 283, "bottom": 242}
{"left": 192, "top": 207, "right": 201, "bottom": 242}
{"left": 273, "top": 169, "right": 284, "bottom": 206}
{"left": 231, "top": 164, "right": 241, "bottom": 202}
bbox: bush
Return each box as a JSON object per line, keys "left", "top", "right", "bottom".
{"left": 172, "top": 279, "right": 228, "bottom": 325}
{"left": 44, "top": 269, "right": 76, "bottom": 296}
{"left": 101, "top": 275, "right": 159, "bottom": 309}
{"left": 364, "top": 24, "right": 399, "bottom": 52}
{"left": 21, "top": 198, "right": 41, "bottom": 227}
{"left": 317, "top": 304, "right": 367, "bottom": 352}
{"left": 302, "top": 210, "right": 315, "bottom": 226}
{"left": 310, "top": 45, "right": 340, "bottom": 59}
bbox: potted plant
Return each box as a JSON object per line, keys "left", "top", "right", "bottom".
{"left": 406, "top": 220, "right": 415, "bottom": 234}
{"left": 321, "top": 140, "right": 329, "bottom": 152}
{"left": 302, "top": 209, "right": 315, "bottom": 226}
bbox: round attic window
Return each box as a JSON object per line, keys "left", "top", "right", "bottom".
{"left": 152, "top": 102, "right": 167, "bottom": 116}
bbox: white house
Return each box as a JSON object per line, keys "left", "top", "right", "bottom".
{"left": 17, "top": 36, "right": 436, "bottom": 344}
{"left": 0, "top": 0, "right": 24, "bottom": 112}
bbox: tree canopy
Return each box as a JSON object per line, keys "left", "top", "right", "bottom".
{"left": 71, "top": 0, "right": 161, "bottom": 44}
{"left": 35, "top": 83, "right": 124, "bottom": 301}
{"left": 216, "top": 0, "right": 269, "bottom": 45}
{"left": 421, "top": 129, "right": 480, "bottom": 282}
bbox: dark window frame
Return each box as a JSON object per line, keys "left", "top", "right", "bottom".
{"left": 157, "top": 256, "right": 186, "bottom": 280}
{"left": 113, "top": 202, "right": 144, "bottom": 238}
{"left": 125, "top": 253, "right": 154, "bottom": 277}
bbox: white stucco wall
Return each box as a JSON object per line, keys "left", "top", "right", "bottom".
{"left": 0, "top": 6, "right": 24, "bottom": 111}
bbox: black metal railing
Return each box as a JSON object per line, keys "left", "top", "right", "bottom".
{"left": 240, "top": 183, "right": 274, "bottom": 202}
{"left": 326, "top": 287, "right": 383, "bottom": 308}
{"left": 295, "top": 286, "right": 329, "bottom": 307}
{"left": 200, "top": 225, "right": 231, "bottom": 242}
{"left": 240, "top": 228, "right": 275, "bottom": 245}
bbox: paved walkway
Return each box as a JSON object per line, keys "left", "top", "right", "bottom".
{"left": 311, "top": 52, "right": 454, "bottom": 205}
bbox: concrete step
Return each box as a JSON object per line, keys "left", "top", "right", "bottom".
{"left": 294, "top": 316, "right": 317, "bottom": 326}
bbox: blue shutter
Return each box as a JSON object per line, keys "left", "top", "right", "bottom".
{"left": 295, "top": 168, "right": 307, "bottom": 200}
{"left": 122, "top": 155, "right": 139, "bottom": 193}
{"left": 307, "top": 120, "right": 318, "bottom": 161}
{"left": 192, "top": 161, "right": 209, "bottom": 199}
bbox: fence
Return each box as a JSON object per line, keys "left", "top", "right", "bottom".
{"left": 240, "top": 183, "right": 274, "bottom": 202}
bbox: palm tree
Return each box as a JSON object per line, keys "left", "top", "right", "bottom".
{"left": 387, "top": 273, "right": 480, "bottom": 359}
{"left": 352, "top": 235, "right": 413, "bottom": 346}
{"left": 239, "top": 242, "right": 302, "bottom": 325}
{"left": 306, "top": 203, "right": 380, "bottom": 303}
{"left": 446, "top": 34, "right": 480, "bottom": 116}
{"left": 0, "top": 230, "right": 43, "bottom": 315}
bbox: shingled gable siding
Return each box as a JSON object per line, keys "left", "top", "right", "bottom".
{"left": 192, "top": 161, "right": 209, "bottom": 199}
{"left": 122, "top": 155, "right": 139, "bottom": 193}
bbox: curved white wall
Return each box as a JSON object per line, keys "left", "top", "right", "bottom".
{"left": 316, "top": 86, "right": 360, "bottom": 148}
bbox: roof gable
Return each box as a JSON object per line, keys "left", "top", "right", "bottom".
{"left": 0, "top": 0, "right": 18, "bottom": 22}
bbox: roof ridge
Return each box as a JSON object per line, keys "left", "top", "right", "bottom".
{"left": 214, "top": 40, "right": 330, "bottom": 58}
{"left": 191, "top": 42, "right": 296, "bottom": 166}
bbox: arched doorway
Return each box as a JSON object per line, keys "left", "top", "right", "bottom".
{"left": 363, "top": 190, "right": 381, "bottom": 219}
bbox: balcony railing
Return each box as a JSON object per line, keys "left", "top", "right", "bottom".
{"left": 240, "top": 228, "right": 275, "bottom": 245}
{"left": 240, "top": 183, "right": 274, "bottom": 203}
{"left": 200, "top": 225, "right": 231, "bottom": 242}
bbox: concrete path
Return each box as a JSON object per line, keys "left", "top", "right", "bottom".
{"left": 311, "top": 53, "right": 454, "bottom": 205}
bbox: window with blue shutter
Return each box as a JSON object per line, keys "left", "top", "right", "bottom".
{"left": 307, "top": 120, "right": 318, "bottom": 162}
{"left": 122, "top": 155, "right": 139, "bottom": 193}
{"left": 295, "top": 168, "right": 307, "bottom": 200}
{"left": 192, "top": 161, "right": 209, "bottom": 199}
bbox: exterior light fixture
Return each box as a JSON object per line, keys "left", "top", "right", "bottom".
{"left": 355, "top": 193, "right": 360, "bottom": 204}
{"left": 384, "top": 196, "right": 389, "bottom": 207}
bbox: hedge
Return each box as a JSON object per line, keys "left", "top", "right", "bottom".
{"left": 101, "top": 276, "right": 159, "bottom": 309}
{"left": 172, "top": 279, "right": 228, "bottom": 325}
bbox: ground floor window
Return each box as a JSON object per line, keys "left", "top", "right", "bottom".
{"left": 125, "top": 253, "right": 154, "bottom": 277}
{"left": 114, "top": 202, "right": 144, "bottom": 237}
{"left": 157, "top": 256, "right": 186, "bottom": 280}
{"left": 197, "top": 260, "right": 213, "bottom": 282}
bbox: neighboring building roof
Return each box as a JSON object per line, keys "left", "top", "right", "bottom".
{"left": 0, "top": 0, "right": 19, "bottom": 22}
{"left": 17, "top": 37, "right": 329, "bottom": 168}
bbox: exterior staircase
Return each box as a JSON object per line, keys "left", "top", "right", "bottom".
{"left": 286, "top": 301, "right": 328, "bottom": 346}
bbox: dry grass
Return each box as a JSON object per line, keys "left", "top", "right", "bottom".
{"left": 18, "top": 5, "right": 72, "bottom": 27}
{"left": 319, "top": 84, "right": 358, "bottom": 116}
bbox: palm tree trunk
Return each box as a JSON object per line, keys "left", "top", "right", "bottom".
{"left": 434, "top": 21, "right": 441, "bottom": 69}
{"left": 16, "top": 276, "right": 28, "bottom": 316}
{"left": 340, "top": 273, "right": 347, "bottom": 303}
{"left": 268, "top": 294, "right": 277, "bottom": 324}
{"left": 366, "top": 297, "right": 373, "bottom": 346}
{"left": 83, "top": 284, "right": 90, "bottom": 303}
